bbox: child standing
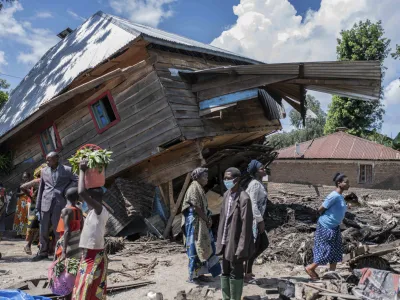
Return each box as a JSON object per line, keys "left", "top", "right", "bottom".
{"left": 72, "top": 159, "right": 109, "bottom": 300}
{"left": 54, "top": 187, "right": 83, "bottom": 260}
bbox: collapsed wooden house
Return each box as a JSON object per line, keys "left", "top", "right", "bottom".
{"left": 0, "top": 11, "right": 381, "bottom": 237}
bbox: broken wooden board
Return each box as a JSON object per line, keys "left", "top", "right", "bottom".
{"left": 343, "top": 240, "right": 400, "bottom": 263}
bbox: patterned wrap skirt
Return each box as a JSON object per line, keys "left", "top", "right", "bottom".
{"left": 313, "top": 222, "right": 343, "bottom": 265}
{"left": 72, "top": 249, "right": 107, "bottom": 300}
{"left": 184, "top": 208, "right": 222, "bottom": 281}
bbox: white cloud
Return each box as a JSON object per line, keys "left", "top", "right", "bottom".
{"left": 0, "top": 3, "right": 58, "bottom": 65}
{"left": 383, "top": 79, "right": 400, "bottom": 106}
{"left": 67, "top": 9, "right": 86, "bottom": 22}
{"left": 0, "top": 51, "right": 6, "bottom": 66}
{"left": 212, "top": 0, "right": 400, "bottom": 136}
{"left": 109, "top": 0, "right": 176, "bottom": 27}
{"left": 35, "top": 11, "right": 53, "bottom": 19}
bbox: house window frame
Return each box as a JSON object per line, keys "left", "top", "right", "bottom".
{"left": 358, "top": 163, "right": 373, "bottom": 184}
{"left": 88, "top": 90, "right": 120, "bottom": 134}
{"left": 38, "top": 123, "right": 62, "bottom": 157}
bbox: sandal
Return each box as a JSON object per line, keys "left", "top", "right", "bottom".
{"left": 24, "top": 246, "right": 32, "bottom": 255}
{"left": 304, "top": 267, "right": 319, "bottom": 280}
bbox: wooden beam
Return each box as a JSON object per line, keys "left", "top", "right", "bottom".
{"left": 197, "top": 74, "right": 297, "bottom": 101}
{"left": 286, "top": 78, "right": 379, "bottom": 87}
{"left": 168, "top": 180, "right": 174, "bottom": 213}
{"left": 192, "top": 74, "right": 260, "bottom": 92}
{"left": 163, "top": 173, "right": 191, "bottom": 238}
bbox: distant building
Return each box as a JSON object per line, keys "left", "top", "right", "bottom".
{"left": 270, "top": 131, "right": 400, "bottom": 190}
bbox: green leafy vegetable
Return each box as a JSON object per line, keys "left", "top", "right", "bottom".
{"left": 68, "top": 146, "right": 112, "bottom": 174}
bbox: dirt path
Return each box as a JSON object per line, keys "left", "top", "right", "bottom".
{"left": 0, "top": 239, "right": 307, "bottom": 299}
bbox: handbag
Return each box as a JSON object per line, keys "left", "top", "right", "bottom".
{"left": 255, "top": 231, "right": 269, "bottom": 254}
{"left": 48, "top": 259, "right": 77, "bottom": 296}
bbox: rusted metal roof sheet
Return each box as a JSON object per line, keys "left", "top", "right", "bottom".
{"left": 0, "top": 11, "right": 258, "bottom": 140}
{"left": 277, "top": 132, "right": 400, "bottom": 160}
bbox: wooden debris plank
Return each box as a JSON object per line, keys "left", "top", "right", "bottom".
{"left": 197, "top": 74, "right": 298, "bottom": 101}
{"left": 163, "top": 173, "right": 191, "bottom": 238}
{"left": 106, "top": 126, "right": 182, "bottom": 177}
{"left": 303, "top": 283, "right": 360, "bottom": 299}
{"left": 192, "top": 74, "right": 260, "bottom": 92}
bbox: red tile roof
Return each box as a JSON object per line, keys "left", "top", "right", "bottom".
{"left": 277, "top": 131, "right": 400, "bottom": 160}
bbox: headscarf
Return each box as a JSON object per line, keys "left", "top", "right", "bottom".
{"left": 247, "top": 160, "right": 263, "bottom": 177}
{"left": 191, "top": 167, "right": 208, "bottom": 181}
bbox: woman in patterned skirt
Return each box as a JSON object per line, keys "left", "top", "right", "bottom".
{"left": 72, "top": 159, "right": 109, "bottom": 300}
{"left": 305, "top": 173, "right": 350, "bottom": 280}
{"left": 13, "top": 172, "right": 32, "bottom": 237}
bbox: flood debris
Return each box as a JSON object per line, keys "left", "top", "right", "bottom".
{"left": 260, "top": 193, "right": 400, "bottom": 269}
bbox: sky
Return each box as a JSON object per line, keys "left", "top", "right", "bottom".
{"left": 0, "top": 0, "right": 399, "bottom": 137}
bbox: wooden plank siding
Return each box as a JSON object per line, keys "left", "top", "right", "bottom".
{"left": 0, "top": 55, "right": 180, "bottom": 189}
{"left": 149, "top": 49, "right": 280, "bottom": 142}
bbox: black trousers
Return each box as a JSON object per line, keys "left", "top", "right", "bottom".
{"left": 222, "top": 254, "right": 244, "bottom": 280}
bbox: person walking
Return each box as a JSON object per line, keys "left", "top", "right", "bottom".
{"left": 13, "top": 172, "right": 32, "bottom": 237}
{"left": 181, "top": 167, "right": 221, "bottom": 283}
{"left": 33, "top": 152, "right": 78, "bottom": 261}
{"left": 244, "top": 160, "right": 269, "bottom": 282}
{"left": 305, "top": 173, "right": 350, "bottom": 280}
{"left": 72, "top": 159, "right": 109, "bottom": 300}
{"left": 216, "top": 167, "right": 254, "bottom": 300}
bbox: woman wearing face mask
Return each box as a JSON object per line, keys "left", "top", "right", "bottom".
{"left": 181, "top": 168, "right": 222, "bottom": 283}
{"left": 244, "top": 160, "right": 269, "bottom": 282}
{"left": 216, "top": 167, "right": 254, "bottom": 300}
{"left": 305, "top": 173, "right": 350, "bottom": 280}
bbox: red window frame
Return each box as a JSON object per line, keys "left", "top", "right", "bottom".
{"left": 38, "top": 122, "right": 62, "bottom": 157}
{"left": 88, "top": 90, "right": 121, "bottom": 134}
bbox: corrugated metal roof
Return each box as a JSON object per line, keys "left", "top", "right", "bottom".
{"left": 277, "top": 132, "right": 400, "bottom": 160}
{"left": 0, "top": 11, "right": 258, "bottom": 139}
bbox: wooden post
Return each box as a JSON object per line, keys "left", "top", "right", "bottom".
{"left": 163, "top": 173, "right": 191, "bottom": 238}
{"left": 168, "top": 180, "right": 174, "bottom": 213}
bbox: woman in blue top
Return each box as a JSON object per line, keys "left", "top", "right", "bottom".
{"left": 305, "top": 173, "right": 350, "bottom": 280}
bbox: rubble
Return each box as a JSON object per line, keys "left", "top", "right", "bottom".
{"left": 261, "top": 194, "right": 400, "bottom": 269}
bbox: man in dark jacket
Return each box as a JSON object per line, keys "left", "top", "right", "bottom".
{"left": 33, "top": 152, "right": 77, "bottom": 261}
{"left": 216, "top": 167, "right": 254, "bottom": 300}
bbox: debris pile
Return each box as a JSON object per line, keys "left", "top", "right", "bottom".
{"left": 261, "top": 194, "right": 400, "bottom": 269}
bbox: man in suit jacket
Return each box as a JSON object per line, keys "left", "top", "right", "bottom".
{"left": 33, "top": 152, "right": 78, "bottom": 261}
{"left": 216, "top": 167, "right": 254, "bottom": 300}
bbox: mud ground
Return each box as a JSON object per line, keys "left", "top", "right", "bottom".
{"left": 0, "top": 239, "right": 307, "bottom": 299}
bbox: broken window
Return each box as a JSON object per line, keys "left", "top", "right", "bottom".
{"left": 39, "top": 124, "right": 61, "bottom": 156}
{"left": 359, "top": 164, "right": 373, "bottom": 184}
{"left": 89, "top": 91, "right": 120, "bottom": 134}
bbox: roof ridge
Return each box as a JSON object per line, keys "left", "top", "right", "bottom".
{"left": 342, "top": 131, "right": 400, "bottom": 153}
{"left": 276, "top": 130, "right": 341, "bottom": 152}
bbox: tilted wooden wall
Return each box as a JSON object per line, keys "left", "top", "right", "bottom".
{"left": 1, "top": 48, "right": 181, "bottom": 189}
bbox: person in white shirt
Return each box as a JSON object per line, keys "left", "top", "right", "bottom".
{"left": 72, "top": 159, "right": 109, "bottom": 300}
{"left": 244, "top": 160, "right": 269, "bottom": 282}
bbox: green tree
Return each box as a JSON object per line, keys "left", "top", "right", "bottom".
{"left": 0, "top": 0, "right": 16, "bottom": 10}
{"left": 324, "top": 20, "right": 390, "bottom": 137}
{"left": 0, "top": 78, "right": 10, "bottom": 110}
{"left": 392, "top": 44, "right": 400, "bottom": 59}
{"left": 266, "top": 95, "right": 326, "bottom": 149}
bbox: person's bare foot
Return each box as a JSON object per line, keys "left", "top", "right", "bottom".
{"left": 24, "top": 245, "right": 32, "bottom": 255}
{"left": 304, "top": 267, "right": 319, "bottom": 280}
